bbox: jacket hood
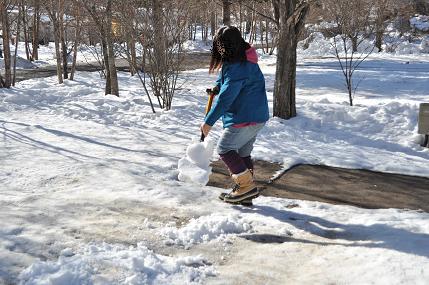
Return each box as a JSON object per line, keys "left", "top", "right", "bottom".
{"left": 245, "top": 47, "right": 258, "bottom": 64}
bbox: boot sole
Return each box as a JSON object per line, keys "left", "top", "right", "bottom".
{"left": 221, "top": 188, "right": 260, "bottom": 203}
{"left": 218, "top": 192, "right": 259, "bottom": 206}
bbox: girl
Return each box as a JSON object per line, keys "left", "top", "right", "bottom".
{"left": 200, "top": 26, "right": 269, "bottom": 203}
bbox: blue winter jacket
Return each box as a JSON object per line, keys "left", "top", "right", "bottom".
{"left": 204, "top": 61, "right": 270, "bottom": 128}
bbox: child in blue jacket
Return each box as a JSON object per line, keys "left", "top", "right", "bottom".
{"left": 201, "top": 26, "right": 269, "bottom": 203}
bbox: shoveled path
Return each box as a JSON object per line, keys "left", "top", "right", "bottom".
{"left": 208, "top": 160, "right": 429, "bottom": 212}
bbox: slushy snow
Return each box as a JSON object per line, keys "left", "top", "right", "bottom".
{"left": 161, "top": 213, "right": 251, "bottom": 246}
{"left": 19, "top": 242, "right": 215, "bottom": 285}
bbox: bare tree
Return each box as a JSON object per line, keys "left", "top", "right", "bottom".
{"left": 134, "top": 0, "right": 190, "bottom": 110}
{"left": 82, "top": 0, "right": 119, "bottom": 96}
{"left": 20, "top": 2, "right": 32, "bottom": 60}
{"left": 44, "top": 0, "right": 65, "bottom": 84}
{"left": 31, "top": 0, "right": 41, "bottom": 60}
{"left": 222, "top": 0, "right": 232, "bottom": 26}
{"left": 69, "top": 0, "right": 81, "bottom": 80}
{"left": 59, "top": 2, "right": 68, "bottom": 79}
{"left": 12, "top": 0, "right": 22, "bottom": 86}
{"left": 414, "top": 0, "right": 429, "bottom": 14}
{"left": 374, "top": 0, "right": 397, "bottom": 52}
{"left": 323, "top": 0, "right": 375, "bottom": 106}
{"left": 210, "top": 1, "right": 217, "bottom": 37}
{"left": 105, "top": 0, "right": 118, "bottom": 95}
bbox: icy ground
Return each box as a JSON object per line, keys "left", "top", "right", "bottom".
{"left": 1, "top": 54, "right": 429, "bottom": 284}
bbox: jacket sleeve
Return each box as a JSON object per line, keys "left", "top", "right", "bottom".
{"left": 204, "top": 65, "right": 246, "bottom": 126}
{"left": 214, "top": 73, "right": 222, "bottom": 92}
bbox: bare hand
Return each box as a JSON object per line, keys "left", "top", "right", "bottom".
{"left": 200, "top": 123, "right": 212, "bottom": 137}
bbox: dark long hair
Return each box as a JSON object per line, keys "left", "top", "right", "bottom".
{"left": 209, "top": 26, "right": 250, "bottom": 74}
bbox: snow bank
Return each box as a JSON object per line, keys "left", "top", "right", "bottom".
{"left": 19, "top": 243, "right": 215, "bottom": 285}
{"left": 161, "top": 213, "right": 251, "bottom": 246}
{"left": 410, "top": 15, "right": 429, "bottom": 32}
{"left": 253, "top": 100, "right": 429, "bottom": 177}
{"left": 0, "top": 55, "right": 37, "bottom": 69}
{"left": 298, "top": 21, "right": 429, "bottom": 57}
{"left": 298, "top": 32, "right": 335, "bottom": 57}
{"left": 178, "top": 137, "right": 215, "bottom": 185}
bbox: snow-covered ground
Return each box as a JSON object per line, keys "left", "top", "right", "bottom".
{"left": 0, "top": 43, "right": 95, "bottom": 69}
{"left": 1, "top": 52, "right": 429, "bottom": 284}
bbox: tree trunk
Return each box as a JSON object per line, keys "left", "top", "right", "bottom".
{"left": 152, "top": 0, "right": 166, "bottom": 100}
{"left": 351, "top": 36, "right": 358, "bottom": 52}
{"left": 101, "top": 37, "right": 111, "bottom": 94}
{"left": 52, "top": 19, "right": 63, "bottom": 84}
{"left": 46, "top": 0, "right": 64, "bottom": 84}
{"left": 347, "top": 77, "right": 353, "bottom": 106}
{"left": 210, "top": 4, "right": 216, "bottom": 37}
{"left": 58, "top": 0, "right": 68, "bottom": 80}
{"left": 249, "top": 8, "right": 256, "bottom": 44}
{"left": 375, "top": 29, "right": 383, "bottom": 52}
{"left": 245, "top": 6, "right": 251, "bottom": 35}
{"left": 265, "top": 19, "right": 270, "bottom": 53}
{"left": 239, "top": 1, "right": 243, "bottom": 33}
{"left": 375, "top": 5, "right": 386, "bottom": 53}
{"left": 222, "top": 0, "right": 231, "bottom": 26}
{"left": 13, "top": 3, "right": 21, "bottom": 86}
{"left": 32, "top": 0, "right": 40, "bottom": 60}
{"left": 21, "top": 5, "right": 32, "bottom": 61}
{"left": 60, "top": 8, "right": 68, "bottom": 79}
{"left": 274, "top": 24, "right": 297, "bottom": 119}
{"left": 70, "top": 5, "right": 80, "bottom": 81}
{"left": 273, "top": 0, "right": 309, "bottom": 119}
{"left": 129, "top": 38, "right": 137, "bottom": 76}
{"left": 105, "top": 0, "right": 119, "bottom": 96}
{"left": 125, "top": 40, "right": 133, "bottom": 76}
{"left": 0, "top": 1, "right": 12, "bottom": 88}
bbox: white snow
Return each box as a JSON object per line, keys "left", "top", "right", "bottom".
{"left": 298, "top": 17, "right": 429, "bottom": 57}
{"left": 1, "top": 47, "right": 429, "bottom": 284}
{"left": 161, "top": 213, "right": 251, "bottom": 246}
{"left": 0, "top": 43, "right": 108, "bottom": 69}
{"left": 183, "top": 39, "right": 212, "bottom": 53}
{"left": 410, "top": 15, "right": 429, "bottom": 32}
{"left": 178, "top": 137, "right": 215, "bottom": 185}
{"left": 19, "top": 242, "right": 215, "bottom": 285}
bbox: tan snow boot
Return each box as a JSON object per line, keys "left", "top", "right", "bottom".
{"left": 223, "top": 169, "right": 259, "bottom": 203}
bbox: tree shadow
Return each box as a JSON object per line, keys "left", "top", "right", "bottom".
{"left": 294, "top": 59, "right": 429, "bottom": 99}
{"left": 0, "top": 119, "right": 181, "bottom": 160}
{"left": 236, "top": 204, "right": 429, "bottom": 258}
{"left": 0, "top": 227, "right": 51, "bottom": 285}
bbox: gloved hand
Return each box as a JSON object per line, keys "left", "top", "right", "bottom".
{"left": 206, "top": 86, "right": 219, "bottom": 95}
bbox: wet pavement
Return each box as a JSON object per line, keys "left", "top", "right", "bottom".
{"left": 209, "top": 160, "right": 429, "bottom": 212}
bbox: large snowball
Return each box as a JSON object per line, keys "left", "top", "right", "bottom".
{"left": 178, "top": 137, "right": 215, "bottom": 186}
